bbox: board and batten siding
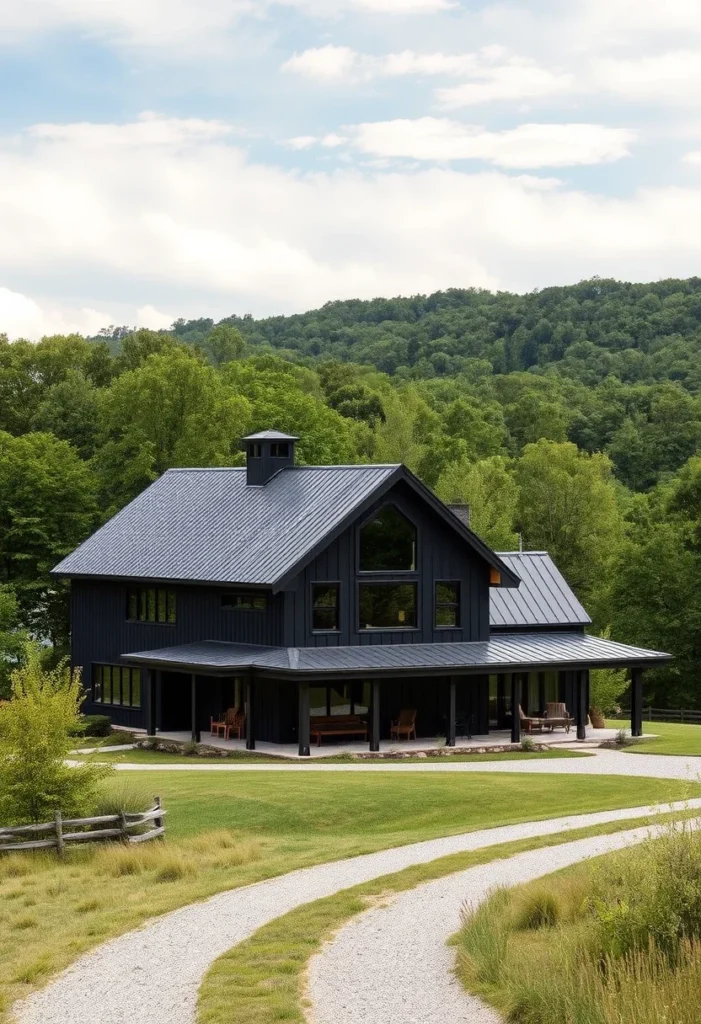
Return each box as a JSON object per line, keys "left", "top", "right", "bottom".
{"left": 282, "top": 479, "right": 491, "bottom": 648}
{"left": 70, "top": 579, "right": 284, "bottom": 727}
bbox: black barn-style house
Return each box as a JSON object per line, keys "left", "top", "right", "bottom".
{"left": 53, "top": 430, "right": 669, "bottom": 755}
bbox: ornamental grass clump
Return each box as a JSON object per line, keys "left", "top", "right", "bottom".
{"left": 0, "top": 647, "right": 112, "bottom": 825}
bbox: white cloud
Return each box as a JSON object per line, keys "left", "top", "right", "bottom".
{"left": 283, "top": 45, "right": 359, "bottom": 80}
{"left": 287, "top": 135, "right": 319, "bottom": 150}
{"left": 438, "top": 58, "right": 574, "bottom": 107}
{"left": 136, "top": 304, "right": 175, "bottom": 330}
{"left": 3, "top": 114, "right": 701, "bottom": 321}
{"left": 0, "top": 286, "right": 110, "bottom": 341}
{"left": 593, "top": 51, "right": 701, "bottom": 104}
{"left": 683, "top": 152, "right": 701, "bottom": 166}
{"left": 28, "top": 112, "right": 234, "bottom": 147}
{"left": 342, "top": 118, "right": 635, "bottom": 168}
{"left": 577, "top": 0, "right": 701, "bottom": 41}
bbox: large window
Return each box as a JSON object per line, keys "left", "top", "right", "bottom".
{"left": 221, "top": 591, "right": 268, "bottom": 611}
{"left": 312, "top": 583, "right": 339, "bottom": 631}
{"left": 93, "top": 665, "right": 141, "bottom": 708}
{"left": 359, "top": 505, "right": 417, "bottom": 572}
{"left": 435, "top": 581, "right": 460, "bottom": 628}
{"left": 358, "top": 583, "right": 417, "bottom": 630}
{"left": 309, "top": 683, "right": 371, "bottom": 717}
{"left": 127, "top": 587, "right": 176, "bottom": 624}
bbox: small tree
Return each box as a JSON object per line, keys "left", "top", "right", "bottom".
{"left": 590, "top": 629, "right": 628, "bottom": 718}
{"left": 0, "top": 647, "right": 111, "bottom": 824}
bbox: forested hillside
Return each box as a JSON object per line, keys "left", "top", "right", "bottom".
{"left": 2, "top": 276, "right": 701, "bottom": 707}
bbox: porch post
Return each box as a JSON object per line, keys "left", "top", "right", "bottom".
{"left": 298, "top": 680, "right": 311, "bottom": 757}
{"left": 631, "top": 667, "right": 644, "bottom": 738}
{"left": 511, "top": 673, "right": 520, "bottom": 743}
{"left": 448, "top": 677, "right": 457, "bottom": 747}
{"left": 148, "top": 669, "right": 157, "bottom": 736}
{"left": 245, "top": 676, "right": 255, "bottom": 751}
{"left": 190, "top": 674, "right": 200, "bottom": 743}
{"left": 538, "top": 672, "right": 546, "bottom": 715}
{"left": 576, "top": 669, "right": 587, "bottom": 741}
{"left": 370, "top": 679, "right": 380, "bottom": 752}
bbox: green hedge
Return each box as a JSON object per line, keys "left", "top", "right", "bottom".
{"left": 69, "top": 714, "right": 113, "bottom": 738}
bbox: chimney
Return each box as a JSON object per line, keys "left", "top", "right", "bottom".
{"left": 448, "top": 503, "right": 471, "bottom": 529}
{"left": 243, "top": 430, "right": 298, "bottom": 485}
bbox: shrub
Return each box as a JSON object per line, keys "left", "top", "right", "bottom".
{"left": 513, "top": 888, "right": 561, "bottom": 930}
{"left": 0, "top": 647, "right": 112, "bottom": 824}
{"left": 520, "top": 736, "right": 536, "bottom": 752}
{"left": 93, "top": 781, "right": 153, "bottom": 818}
{"left": 100, "top": 730, "right": 135, "bottom": 746}
{"left": 69, "top": 715, "right": 112, "bottom": 738}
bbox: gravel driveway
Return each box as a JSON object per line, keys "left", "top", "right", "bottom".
{"left": 307, "top": 824, "right": 681, "bottom": 1024}
{"left": 14, "top": 798, "right": 701, "bottom": 1024}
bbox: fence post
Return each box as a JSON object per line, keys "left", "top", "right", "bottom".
{"left": 119, "top": 810, "right": 129, "bottom": 842}
{"left": 54, "top": 810, "right": 64, "bottom": 859}
{"left": 154, "top": 796, "right": 162, "bottom": 830}
{"left": 648, "top": 706, "right": 652, "bottom": 722}
{"left": 681, "top": 708, "right": 685, "bottom": 724}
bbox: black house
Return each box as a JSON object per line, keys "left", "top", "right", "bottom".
{"left": 53, "top": 430, "right": 669, "bottom": 755}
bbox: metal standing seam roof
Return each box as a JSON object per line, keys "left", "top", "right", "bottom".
{"left": 52, "top": 465, "right": 399, "bottom": 586}
{"left": 122, "top": 633, "right": 671, "bottom": 677}
{"left": 490, "top": 552, "right": 591, "bottom": 629}
{"left": 52, "top": 463, "right": 519, "bottom": 589}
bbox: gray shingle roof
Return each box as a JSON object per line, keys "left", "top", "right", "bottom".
{"left": 123, "top": 633, "right": 670, "bottom": 676}
{"left": 53, "top": 465, "right": 399, "bottom": 586}
{"left": 243, "top": 430, "right": 299, "bottom": 441}
{"left": 490, "top": 552, "right": 591, "bottom": 629}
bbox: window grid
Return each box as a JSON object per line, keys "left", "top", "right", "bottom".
{"left": 312, "top": 583, "right": 340, "bottom": 632}
{"left": 93, "top": 665, "right": 142, "bottom": 708}
{"left": 435, "top": 581, "right": 461, "bottom": 628}
{"left": 127, "top": 587, "right": 176, "bottom": 624}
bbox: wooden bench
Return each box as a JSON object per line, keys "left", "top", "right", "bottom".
{"left": 544, "top": 702, "right": 573, "bottom": 733}
{"left": 309, "top": 715, "right": 368, "bottom": 747}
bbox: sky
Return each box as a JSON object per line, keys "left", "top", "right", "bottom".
{"left": 2, "top": 0, "right": 701, "bottom": 339}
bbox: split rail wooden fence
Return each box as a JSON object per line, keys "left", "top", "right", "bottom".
{"left": 0, "top": 797, "right": 165, "bottom": 855}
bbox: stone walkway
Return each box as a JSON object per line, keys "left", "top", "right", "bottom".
{"left": 14, "top": 799, "right": 701, "bottom": 1024}
{"left": 307, "top": 824, "right": 675, "bottom": 1024}
{"left": 107, "top": 747, "right": 701, "bottom": 782}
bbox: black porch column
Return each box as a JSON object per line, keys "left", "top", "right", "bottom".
{"left": 511, "top": 673, "right": 520, "bottom": 743}
{"left": 190, "top": 674, "right": 200, "bottom": 743}
{"left": 631, "top": 667, "right": 644, "bottom": 738}
{"left": 245, "top": 676, "right": 256, "bottom": 751}
{"left": 298, "top": 680, "right": 311, "bottom": 757}
{"left": 576, "top": 669, "right": 587, "bottom": 741}
{"left": 370, "top": 680, "right": 380, "bottom": 752}
{"left": 148, "top": 670, "right": 157, "bottom": 736}
{"left": 538, "top": 672, "right": 546, "bottom": 715}
{"left": 448, "top": 677, "right": 457, "bottom": 747}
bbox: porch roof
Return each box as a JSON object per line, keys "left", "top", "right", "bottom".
{"left": 122, "top": 632, "right": 671, "bottom": 679}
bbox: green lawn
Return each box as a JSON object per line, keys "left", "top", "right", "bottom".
{"left": 607, "top": 719, "right": 701, "bottom": 756}
{"left": 73, "top": 747, "right": 589, "bottom": 765}
{"left": 1, "top": 769, "right": 696, "bottom": 1019}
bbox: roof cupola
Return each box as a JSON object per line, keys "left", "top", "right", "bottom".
{"left": 243, "top": 430, "right": 298, "bottom": 486}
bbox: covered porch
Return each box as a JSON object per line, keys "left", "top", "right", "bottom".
{"left": 123, "top": 632, "right": 669, "bottom": 757}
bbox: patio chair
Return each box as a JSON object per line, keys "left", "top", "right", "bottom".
{"left": 544, "top": 702, "right": 573, "bottom": 734}
{"left": 391, "top": 709, "right": 417, "bottom": 741}
{"left": 518, "top": 705, "right": 544, "bottom": 734}
{"left": 210, "top": 707, "right": 246, "bottom": 741}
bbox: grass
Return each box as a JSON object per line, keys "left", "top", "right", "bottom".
{"left": 606, "top": 719, "right": 701, "bottom": 756}
{"left": 0, "top": 769, "right": 696, "bottom": 1019}
{"left": 197, "top": 808, "right": 701, "bottom": 1024}
{"left": 456, "top": 822, "right": 701, "bottom": 1024}
{"left": 71, "top": 747, "right": 589, "bottom": 765}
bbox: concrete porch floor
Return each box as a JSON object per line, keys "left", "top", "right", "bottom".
{"left": 156, "top": 727, "right": 620, "bottom": 759}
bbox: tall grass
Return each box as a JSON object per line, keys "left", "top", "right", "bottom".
{"left": 457, "top": 823, "right": 701, "bottom": 1024}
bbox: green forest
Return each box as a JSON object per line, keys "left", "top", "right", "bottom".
{"left": 2, "top": 276, "right": 701, "bottom": 707}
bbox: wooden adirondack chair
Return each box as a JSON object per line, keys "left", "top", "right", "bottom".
{"left": 210, "top": 707, "right": 246, "bottom": 740}
{"left": 519, "top": 705, "right": 544, "bottom": 734}
{"left": 544, "top": 702, "right": 573, "bottom": 733}
{"left": 391, "top": 709, "right": 417, "bottom": 741}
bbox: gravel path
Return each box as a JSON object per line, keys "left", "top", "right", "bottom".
{"left": 307, "top": 824, "right": 680, "bottom": 1024}
{"left": 14, "top": 799, "right": 701, "bottom": 1024}
{"left": 105, "top": 748, "right": 701, "bottom": 782}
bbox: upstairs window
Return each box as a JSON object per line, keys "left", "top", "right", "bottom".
{"left": 249, "top": 443, "right": 262, "bottom": 458}
{"left": 312, "top": 583, "right": 340, "bottom": 631}
{"left": 435, "top": 581, "right": 461, "bottom": 628}
{"left": 359, "top": 505, "right": 417, "bottom": 572}
{"left": 221, "top": 591, "right": 268, "bottom": 611}
{"left": 359, "top": 583, "right": 417, "bottom": 630}
{"left": 270, "top": 442, "right": 290, "bottom": 458}
{"left": 127, "top": 587, "right": 176, "bottom": 624}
